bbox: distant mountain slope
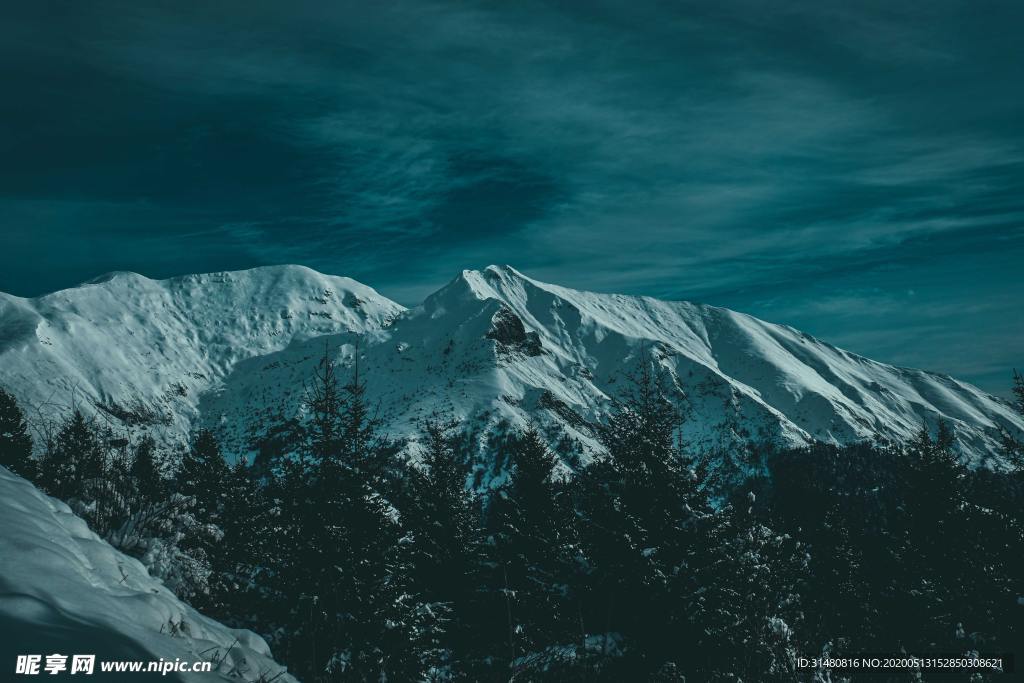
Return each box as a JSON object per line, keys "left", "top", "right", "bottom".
{"left": 199, "top": 265, "right": 1022, "bottom": 476}
{"left": 0, "top": 466, "right": 296, "bottom": 682}
{"left": 0, "top": 264, "right": 1019, "bottom": 477}
{"left": 0, "top": 265, "right": 404, "bottom": 447}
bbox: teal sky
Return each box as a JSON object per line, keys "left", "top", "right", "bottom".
{"left": 1, "top": 1, "right": 1021, "bottom": 395}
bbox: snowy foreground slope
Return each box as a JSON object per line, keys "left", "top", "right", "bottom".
{"left": 1, "top": 264, "right": 1021, "bottom": 476}
{"left": 0, "top": 466, "right": 296, "bottom": 682}
{"left": 0, "top": 265, "right": 403, "bottom": 449}
{"left": 200, "top": 266, "right": 1024, "bottom": 474}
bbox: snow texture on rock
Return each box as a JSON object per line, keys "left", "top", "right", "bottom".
{"left": 0, "top": 265, "right": 403, "bottom": 451}
{"left": 1, "top": 264, "right": 1021, "bottom": 478}
{"left": 193, "top": 266, "right": 1023, "bottom": 478}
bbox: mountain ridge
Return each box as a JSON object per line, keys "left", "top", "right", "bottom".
{"left": 0, "top": 264, "right": 1019, "bottom": 475}
{"left": 0, "top": 265, "right": 404, "bottom": 447}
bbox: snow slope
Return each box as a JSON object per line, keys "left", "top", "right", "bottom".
{"left": 0, "top": 265, "right": 404, "bottom": 449}
{"left": 0, "top": 264, "right": 1020, "bottom": 477}
{"left": 0, "top": 466, "right": 296, "bottom": 682}
{"left": 198, "top": 266, "right": 1023, "bottom": 475}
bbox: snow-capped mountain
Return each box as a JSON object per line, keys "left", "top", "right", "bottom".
{"left": 0, "top": 465, "right": 296, "bottom": 682}
{"left": 198, "top": 265, "right": 1022, "bottom": 473}
{"left": 1, "top": 264, "right": 1020, "bottom": 475}
{"left": 0, "top": 265, "right": 403, "bottom": 448}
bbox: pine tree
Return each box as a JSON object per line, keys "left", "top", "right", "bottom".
{"left": 572, "top": 360, "right": 806, "bottom": 680}
{"left": 0, "top": 387, "right": 34, "bottom": 480}
{"left": 206, "top": 458, "right": 272, "bottom": 625}
{"left": 405, "top": 418, "right": 488, "bottom": 676}
{"left": 485, "top": 426, "right": 580, "bottom": 678}
{"left": 131, "top": 434, "right": 164, "bottom": 505}
{"left": 306, "top": 340, "right": 344, "bottom": 461}
{"left": 998, "top": 369, "right": 1024, "bottom": 468}
{"left": 905, "top": 421, "right": 964, "bottom": 523}
{"left": 259, "top": 454, "right": 316, "bottom": 645}
{"left": 575, "top": 363, "right": 712, "bottom": 678}
{"left": 335, "top": 350, "right": 395, "bottom": 484}
{"left": 159, "top": 429, "right": 230, "bottom": 608}
{"left": 177, "top": 428, "right": 229, "bottom": 520}
{"left": 267, "top": 345, "right": 437, "bottom": 682}
{"left": 699, "top": 495, "right": 808, "bottom": 681}
{"left": 38, "top": 410, "right": 105, "bottom": 501}
{"left": 900, "top": 421, "right": 999, "bottom": 651}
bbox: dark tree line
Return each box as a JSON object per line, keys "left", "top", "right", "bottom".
{"left": 746, "top": 424, "right": 1024, "bottom": 676}
{"left": 2, "top": 362, "right": 1023, "bottom": 682}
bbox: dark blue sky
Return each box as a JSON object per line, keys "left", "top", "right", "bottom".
{"left": 1, "top": 1, "right": 1021, "bottom": 395}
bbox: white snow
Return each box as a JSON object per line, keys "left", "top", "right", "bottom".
{"left": 1, "top": 264, "right": 1021, "bottom": 477}
{"left": 0, "top": 465, "right": 296, "bottom": 682}
{"left": 199, "top": 265, "right": 1023, "bottom": 475}
{"left": 0, "top": 265, "right": 403, "bottom": 451}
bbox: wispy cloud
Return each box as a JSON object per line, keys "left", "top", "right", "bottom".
{"left": 1, "top": 0, "right": 1021, "bottom": 393}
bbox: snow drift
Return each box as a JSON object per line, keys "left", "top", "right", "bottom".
{"left": 0, "top": 465, "right": 296, "bottom": 682}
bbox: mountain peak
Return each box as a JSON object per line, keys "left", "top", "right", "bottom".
{"left": 418, "top": 266, "right": 546, "bottom": 323}
{"left": 2, "top": 264, "right": 1022, "bottom": 472}
{"left": 482, "top": 264, "right": 529, "bottom": 279}
{"left": 0, "top": 265, "right": 404, "bottom": 453}
{"left": 424, "top": 268, "right": 503, "bottom": 310}
{"left": 43, "top": 265, "right": 362, "bottom": 301}
{"left": 464, "top": 265, "right": 537, "bottom": 296}
{"left": 80, "top": 270, "right": 149, "bottom": 287}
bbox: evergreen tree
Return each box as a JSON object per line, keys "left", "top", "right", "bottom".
{"left": 999, "top": 369, "right": 1024, "bottom": 468}
{"left": 206, "top": 458, "right": 272, "bottom": 625}
{"left": 306, "top": 340, "right": 344, "bottom": 461}
{"left": 177, "top": 428, "right": 229, "bottom": 520}
{"left": 485, "top": 426, "right": 580, "bottom": 678}
{"left": 405, "top": 418, "right": 487, "bottom": 676}
{"left": 160, "top": 429, "right": 230, "bottom": 608}
{"left": 575, "top": 361, "right": 810, "bottom": 681}
{"left": 259, "top": 454, "right": 316, "bottom": 642}
{"left": 0, "top": 387, "right": 34, "bottom": 480}
{"left": 266, "top": 346, "right": 437, "bottom": 682}
{"left": 700, "top": 497, "right": 807, "bottom": 681}
{"left": 334, "top": 351, "right": 395, "bottom": 484}
{"left": 575, "top": 363, "right": 712, "bottom": 678}
{"left": 131, "top": 434, "right": 164, "bottom": 504}
{"left": 897, "top": 421, "right": 994, "bottom": 653}
{"left": 759, "top": 436, "right": 1024, "bottom": 671}
{"left": 38, "top": 410, "right": 105, "bottom": 501}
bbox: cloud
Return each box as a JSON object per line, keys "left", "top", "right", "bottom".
{"left": 1, "top": 0, "right": 1021, "bottom": 394}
